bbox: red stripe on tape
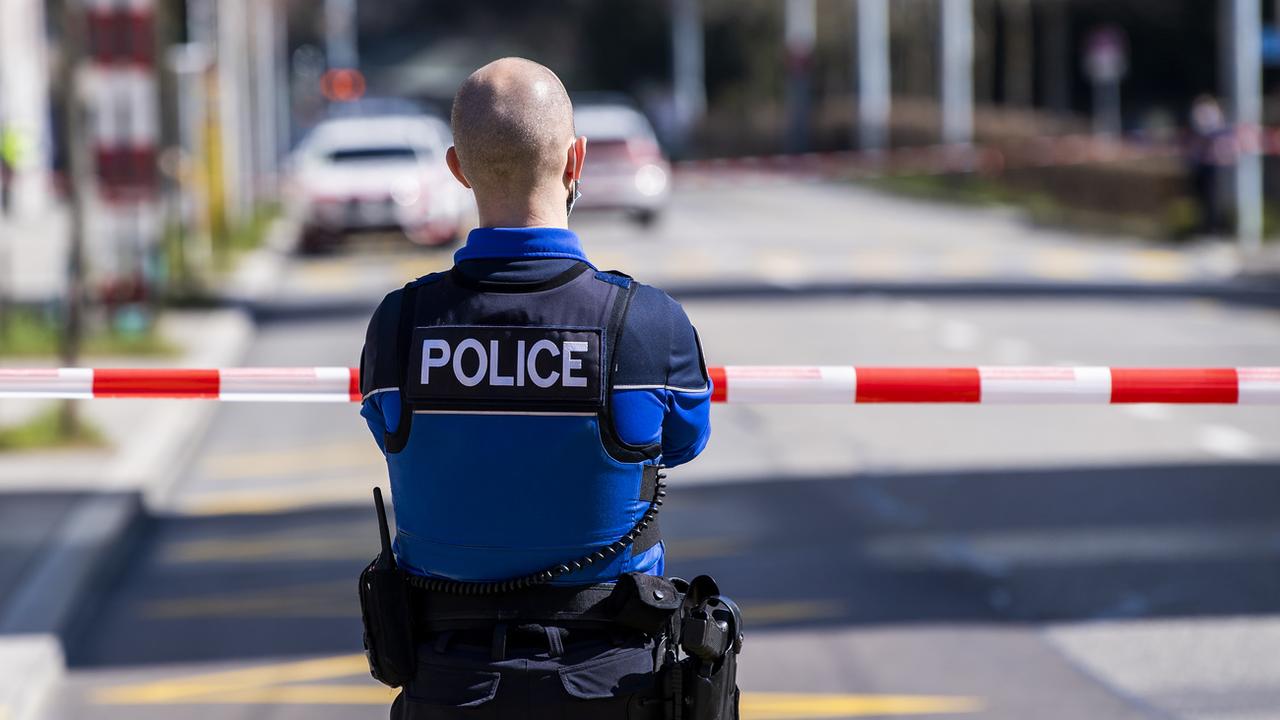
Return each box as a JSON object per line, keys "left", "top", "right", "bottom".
{"left": 856, "top": 367, "right": 981, "bottom": 403}
{"left": 92, "top": 369, "right": 220, "bottom": 398}
{"left": 349, "top": 367, "right": 362, "bottom": 403}
{"left": 709, "top": 366, "right": 727, "bottom": 403}
{"left": 1109, "top": 368, "right": 1239, "bottom": 404}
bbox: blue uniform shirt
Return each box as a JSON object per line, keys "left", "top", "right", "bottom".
{"left": 360, "top": 226, "right": 712, "bottom": 581}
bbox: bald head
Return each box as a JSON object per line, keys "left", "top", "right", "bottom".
{"left": 450, "top": 58, "right": 576, "bottom": 194}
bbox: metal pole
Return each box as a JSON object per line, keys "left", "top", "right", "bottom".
{"left": 253, "top": 0, "right": 278, "bottom": 200}
{"left": 671, "top": 0, "right": 706, "bottom": 156}
{"left": 324, "top": 0, "right": 358, "bottom": 69}
{"left": 855, "top": 0, "right": 891, "bottom": 152}
{"left": 274, "top": 0, "right": 291, "bottom": 160}
{"left": 940, "top": 0, "right": 975, "bottom": 146}
{"left": 1041, "top": 0, "right": 1070, "bottom": 113}
{"left": 1234, "top": 0, "right": 1264, "bottom": 251}
{"left": 1001, "top": 0, "right": 1033, "bottom": 107}
{"left": 785, "top": 0, "right": 816, "bottom": 153}
{"left": 58, "top": 0, "right": 91, "bottom": 437}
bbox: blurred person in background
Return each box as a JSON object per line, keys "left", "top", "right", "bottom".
{"left": 1187, "top": 94, "right": 1229, "bottom": 235}
{"left": 358, "top": 58, "right": 738, "bottom": 719}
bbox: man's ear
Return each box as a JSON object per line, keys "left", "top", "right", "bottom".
{"left": 446, "top": 147, "right": 472, "bottom": 189}
{"left": 565, "top": 136, "right": 587, "bottom": 185}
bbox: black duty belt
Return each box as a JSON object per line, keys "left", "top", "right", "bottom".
{"left": 409, "top": 572, "right": 684, "bottom": 635}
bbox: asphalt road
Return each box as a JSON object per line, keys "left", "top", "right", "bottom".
{"left": 48, "top": 182, "right": 1280, "bottom": 720}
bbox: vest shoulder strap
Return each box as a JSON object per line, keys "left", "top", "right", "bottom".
{"left": 383, "top": 279, "right": 426, "bottom": 453}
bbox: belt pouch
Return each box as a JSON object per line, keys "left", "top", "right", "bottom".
{"left": 360, "top": 560, "right": 416, "bottom": 687}
{"left": 359, "top": 488, "right": 417, "bottom": 687}
{"left": 613, "top": 573, "right": 684, "bottom": 635}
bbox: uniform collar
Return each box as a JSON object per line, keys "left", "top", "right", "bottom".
{"left": 454, "top": 227, "right": 592, "bottom": 265}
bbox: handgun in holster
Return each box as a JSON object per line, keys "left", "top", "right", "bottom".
{"left": 358, "top": 487, "right": 417, "bottom": 688}
{"left": 675, "top": 576, "right": 744, "bottom": 720}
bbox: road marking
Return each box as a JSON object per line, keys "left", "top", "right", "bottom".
{"left": 1130, "top": 249, "right": 1191, "bottom": 283}
{"left": 177, "top": 476, "right": 389, "bottom": 516}
{"left": 94, "top": 654, "right": 980, "bottom": 716}
{"left": 850, "top": 250, "right": 910, "bottom": 280}
{"left": 936, "top": 250, "right": 994, "bottom": 279}
{"left": 200, "top": 441, "right": 381, "bottom": 480}
{"left": 745, "top": 692, "right": 982, "bottom": 718}
{"left": 93, "top": 654, "right": 376, "bottom": 704}
{"left": 164, "top": 533, "right": 371, "bottom": 564}
{"left": 143, "top": 581, "right": 352, "bottom": 619}
{"left": 1030, "top": 248, "right": 1091, "bottom": 281}
{"left": 666, "top": 247, "right": 718, "bottom": 279}
{"left": 1198, "top": 424, "right": 1260, "bottom": 459}
{"left": 742, "top": 600, "right": 846, "bottom": 624}
{"left": 293, "top": 261, "right": 357, "bottom": 292}
{"left": 395, "top": 253, "right": 454, "bottom": 280}
{"left": 757, "top": 251, "right": 810, "bottom": 283}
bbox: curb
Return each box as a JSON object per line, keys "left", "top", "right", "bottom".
{"left": 0, "top": 495, "right": 143, "bottom": 720}
{"left": 0, "top": 636, "right": 63, "bottom": 720}
{"left": 0, "top": 221, "right": 286, "bottom": 718}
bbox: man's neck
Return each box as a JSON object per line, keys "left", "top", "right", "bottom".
{"left": 474, "top": 193, "right": 568, "bottom": 229}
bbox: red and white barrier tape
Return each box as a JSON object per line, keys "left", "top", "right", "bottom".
{"left": 1, "top": 367, "right": 1277, "bottom": 405}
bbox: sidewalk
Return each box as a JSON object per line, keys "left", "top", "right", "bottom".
{"left": 0, "top": 219, "right": 291, "bottom": 720}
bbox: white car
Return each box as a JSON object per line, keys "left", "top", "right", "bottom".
{"left": 288, "top": 113, "right": 474, "bottom": 251}
{"left": 574, "top": 102, "right": 670, "bottom": 226}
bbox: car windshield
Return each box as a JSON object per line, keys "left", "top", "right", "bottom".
{"left": 325, "top": 146, "right": 420, "bottom": 164}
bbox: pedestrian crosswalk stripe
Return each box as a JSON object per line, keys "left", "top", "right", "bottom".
{"left": 93, "top": 654, "right": 981, "bottom": 716}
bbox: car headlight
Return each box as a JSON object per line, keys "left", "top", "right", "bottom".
{"left": 634, "top": 164, "right": 668, "bottom": 197}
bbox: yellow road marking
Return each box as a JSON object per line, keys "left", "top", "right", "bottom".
{"left": 936, "top": 250, "right": 993, "bottom": 279}
{"left": 849, "top": 250, "right": 909, "bottom": 279}
{"left": 294, "top": 261, "right": 356, "bottom": 292}
{"left": 396, "top": 253, "right": 454, "bottom": 280}
{"left": 745, "top": 692, "right": 982, "bottom": 719}
{"left": 1031, "top": 248, "right": 1091, "bottom": 281}
{"left": 742, "top": 600, "right": 846, "bottom": 624}
{"left": 144, "top": 582, "right": 352, "bottom": 619}
{"left": 1130, "top": 249, "right": 1191, "bottom": 283}
{"left": 200, "top": 441, "right": 381, "bottom": 481}
{"left": 757, "top": 251, "right": 810, "bottom": 283}
{"left": 587, "top": 248, "right": 630, "bottom": 271}
{"left": 177, "top": 476, "right": 388, "bottom": 517}
{"left": 95, "top": 654, "right": 980, "bottom": 717}
{"left": 667, "top": 247, "right": 718, "bottom": 279}
{"left": 164, "top": 534, "right": 370, "bottom": 564}
{"left": 93, "top": 654, "right": 371, "bottom": 704}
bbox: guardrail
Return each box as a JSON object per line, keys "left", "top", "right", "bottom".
{"left": 1, "top": 367, "right": 1276, "bottom": 404}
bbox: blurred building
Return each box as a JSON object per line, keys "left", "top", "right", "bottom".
{"left": 0, "top": 0, "right": 54, "bottom": 218}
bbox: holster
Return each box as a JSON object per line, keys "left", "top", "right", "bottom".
{"left": 680, "top": 652, "right": 740, "bottom": 720}
{"left": 672, "top": 577, "right": 744, "bottom": 720}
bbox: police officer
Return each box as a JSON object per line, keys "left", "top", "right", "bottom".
{"left": 358, "top": 58, "right": 735, "bottom": 718}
